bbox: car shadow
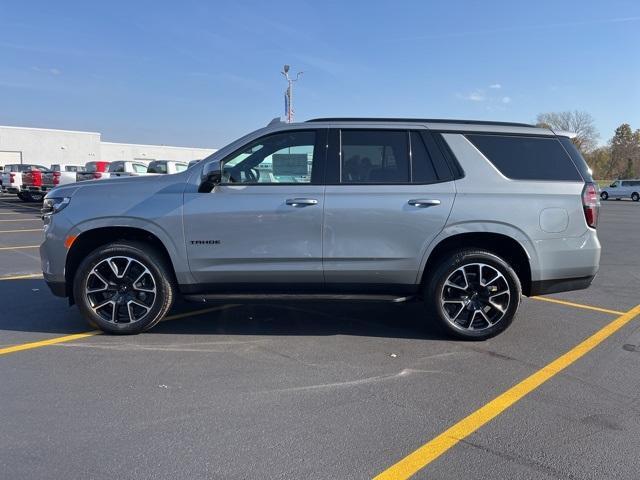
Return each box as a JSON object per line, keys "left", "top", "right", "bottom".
{"left": 0, "top": 279, "right": 446, "bottom": 340}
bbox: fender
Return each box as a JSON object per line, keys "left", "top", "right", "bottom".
{"left": 68, "top": 215, "right": 195, "bottom": 285}
{"left": 415, "top": 220, "right": 541, "bottom": 284}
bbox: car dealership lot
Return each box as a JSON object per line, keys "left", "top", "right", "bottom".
{"left": 1, "top": 195, "right": 639, "bottom": 479}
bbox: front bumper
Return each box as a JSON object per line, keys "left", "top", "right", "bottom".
{"left": 44, "top": 276, "right": 67, "bottom": 297}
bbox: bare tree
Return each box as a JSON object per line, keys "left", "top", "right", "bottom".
{"left": 536, "top": 111, "right": 599, "bottom": 153}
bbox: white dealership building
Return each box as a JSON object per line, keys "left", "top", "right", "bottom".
{"left": 0, "top": 124, "right": 216, "bottom": 168}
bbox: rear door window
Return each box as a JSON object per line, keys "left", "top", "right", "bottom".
{"left": 340, "top": 130, "right": 409, "bottom": 184}
{"left": 466, "top": 134, "right": 582, "bottom": 181}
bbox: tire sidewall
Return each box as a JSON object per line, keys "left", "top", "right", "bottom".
{"left": 632, "top": 193, "right": 639, "bottom": 202}
{"left": 600, "top": 192, "right": 608, "bottom": 201}
{"left": 426, "top": 250, "right": 521, "bottom": 340}
{"left": 73, "top": 242, "right": 173, "bottom": 334}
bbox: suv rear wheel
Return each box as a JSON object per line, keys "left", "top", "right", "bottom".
{"left": 424, "top": 249, "right": 521, "bottom": 340}
{"left": 632, "top": 192, "right": 639, "bottom": 202}
{"left": 73, "top": 241, "right": 175, "bottom": 334}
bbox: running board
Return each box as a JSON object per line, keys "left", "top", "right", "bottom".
{"left": 183, "top": 294, "right": 416, "bottom": 303}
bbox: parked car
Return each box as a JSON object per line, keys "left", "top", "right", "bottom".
{"left": 1, "top": 164, "right": 48, "bottom": 196}
{"left": 101, "top": 161, "right": 150, "bottom": 179}
{"left": 20, "top": 168, "right": 52, "bottom": 202}
{"left": 146, "top": 160, "right": 188, "bottom": 174}
{"left": 42, "top": 164, "right": 85, "bottom": 191}
{"left": 76, "top": 161, "right": 111, "bottom": 182}
{"left": 599, "top": 179, "right": 640, "bottom": 201}
{"left": 41, "top": 117, "right": 600, "bottom": 339}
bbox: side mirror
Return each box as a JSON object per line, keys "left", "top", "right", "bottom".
{"left": 198, "top": 160, "right": 222, "bottom": 193}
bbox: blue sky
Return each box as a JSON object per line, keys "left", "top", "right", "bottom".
{"left": 1, "top": 0, "right": 639, "bottom": 148}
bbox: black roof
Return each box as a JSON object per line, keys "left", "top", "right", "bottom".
{"left": 306, "top": 117, "right": 536, "bottom": 128}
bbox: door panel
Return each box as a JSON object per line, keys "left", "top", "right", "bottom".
{"left": 323, "top": 183, "right": 455, "bottom": 285}
{"left": 183, "top": 128, "right": 326, "bottom": 287}
{"left": 183, "top": 185, "right": 324, "bottom": 284}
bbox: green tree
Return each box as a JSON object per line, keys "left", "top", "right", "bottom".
{"left": 608, "top": 123, "right": 640, "bottom": 179}
{"left": 585, "top": 146, "right": 611, "bottom": 180}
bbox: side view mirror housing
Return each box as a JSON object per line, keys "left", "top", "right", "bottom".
{"left": 198, "top": 160, "right": 222, "bottom": 193}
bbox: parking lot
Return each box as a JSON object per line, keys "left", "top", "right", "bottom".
{"left": 0, "top": 195, "right": 639, "bottom": 479}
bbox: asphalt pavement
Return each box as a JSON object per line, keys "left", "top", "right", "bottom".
{"left": 0, "top": 194, "right": 639, "bottom": 479}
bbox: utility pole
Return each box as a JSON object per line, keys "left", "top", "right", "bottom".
{"left": 281, "top": 64, "right": 303, "bottom": 123}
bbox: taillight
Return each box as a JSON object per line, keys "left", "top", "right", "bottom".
{"left": 93, "top": 172, "right": 102, "bottom": 179}
{"left": 9, "top": 173, "right": 15, "bottom": 183}
{"left": 53, "top": 172, "right": 61, "bottom": 185}
{"left": 33, "top": 171, "right": 42, "bottom": 187}
{"left": 582, "top": 183, "right": 599, "bottom": 229}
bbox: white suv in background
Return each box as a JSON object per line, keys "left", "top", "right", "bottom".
{"left": 600, "top": 179, "right": 640, "bottom": 201}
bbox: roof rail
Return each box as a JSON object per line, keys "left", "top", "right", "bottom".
{"left": 305, "top": 117, "right": 536, "bottom": 128}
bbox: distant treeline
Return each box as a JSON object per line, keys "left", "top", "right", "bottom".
{"left": 536, "top": 111, "right": 639, "bottom": 180}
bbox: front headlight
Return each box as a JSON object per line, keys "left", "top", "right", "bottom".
{"left": 41, "top": 197, "right": 71, "bottom": 217}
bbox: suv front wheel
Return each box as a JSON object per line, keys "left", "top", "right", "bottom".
{"left": 73, "top": 241, "right": 175, "bottom": 334}
{"left": 424, "top": 249, "right": 521, "bottom": 340}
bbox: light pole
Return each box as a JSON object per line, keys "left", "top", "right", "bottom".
{"left": 281, "top": 64, "right": 303, "bottom": 123}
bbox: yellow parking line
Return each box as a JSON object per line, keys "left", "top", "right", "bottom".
{"left": 0, "top": 228, "right": 42, "bottom": 233}
{"left": 0, "top": 245, "right": 39, "bottom": 251}
{"left": 374, "top": 303, "right": 640, "bottom": 480}
{"left": 0, "top": 331, "right": 101, "bottom": 356}
{"left": 532, "top": 296, "right": 624, "bottom": 316}
{"left": 0, "top": 304, "right": 237, "bottom": 356}
{"left": 0, "top": 273, "right": 43, "bottom": 280}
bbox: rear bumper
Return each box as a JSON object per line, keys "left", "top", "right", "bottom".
{"left": 529, "top": 274, "right": 595, "bottom": 296}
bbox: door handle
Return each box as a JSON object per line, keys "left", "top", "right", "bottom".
{"left": 286, "top": 198, "right": 318, "bottom": 207}
{"left": 408, "top": 199, "right": 441, "bottom": 207}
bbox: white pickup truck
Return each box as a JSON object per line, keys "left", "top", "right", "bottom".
{"left": 146, "top": 160, "right": 188, "bottom": 175}
{"left": 42, "top": 164, "right": 85, "bottom": 190}
{"left": 104, "top": 161, "right": 150, "bottom": 178}
{"left": 1, "top": 163, "right": 48, "bottom": 196}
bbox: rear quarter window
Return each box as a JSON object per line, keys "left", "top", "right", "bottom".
{"left": 466, "top": 134, "right": 582, "bottom": 181}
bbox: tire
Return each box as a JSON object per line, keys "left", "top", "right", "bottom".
{"left": 424, "top": 249, "right": 521, "bottom": 340}
{"left": 73, "top": 241, "right": 176, "bottom": 334}
{"left": 632, "top": 192, "right": 639, "bottom": 202}
{"left": 600, "top": 191, "right": 608, "bottom": 201}
{"left": 17, "top": 192, "right": 29, "bottom": 202}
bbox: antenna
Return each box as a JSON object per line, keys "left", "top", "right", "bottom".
{"left": 281, "top": 64, "right": 303, "bottom": 123}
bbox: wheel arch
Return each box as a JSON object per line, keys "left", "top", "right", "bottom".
{"left": 65, "top": 226, "right": 178, "bottom": 304}
{"left": 420, "top": 230, "right": 534, "bottom": 296}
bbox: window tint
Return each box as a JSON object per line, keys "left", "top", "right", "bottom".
{"left": 341, "top": 130, "right": 409, "bottom": 184}
{"left": 558, "top": 137, "right": 592, "bottom": 182}
{"left": 85, "top": 162, "right": 98, "bottom": 173}
{"left": 109, "top": 162, "right": 125, "bottom": 173}
{"left": 133, "top": 163, "right": 147, "bottom": 173}
{"left": 466, "top": 134, "right": 582, "bottom": 181}
{"left": 223, "top": 131, "right": 315, "bottom": 184}
{"left": 147, "top": 161, "right": 167, "bottom": 174}
{"left": 64, "top": 166, "right": 81, "bottom": 172}
{"left": 410, "top": 131, "right": 438, "bottom": 183}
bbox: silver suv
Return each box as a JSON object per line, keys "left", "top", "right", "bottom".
{"left": 40, "top": 118, "right": 601, "bottom": 339}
